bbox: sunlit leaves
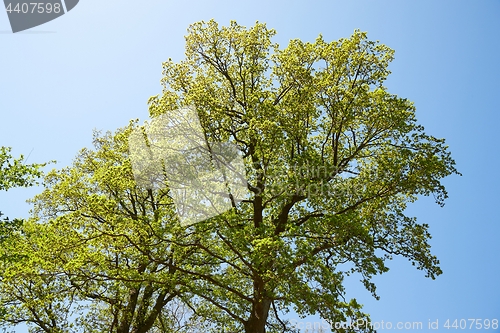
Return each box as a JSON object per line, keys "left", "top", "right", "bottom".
{"left": 0, "top": 146, "right": 46, "bottom": 191}
{"left": 151, "top": 20, "right": 460, "bottom": 333}
{"left": 0, "top": 20, "right": 460, "bottom": 333}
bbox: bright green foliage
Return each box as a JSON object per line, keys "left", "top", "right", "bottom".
{"left": 0, "top": 146, "right": 45, "bottom": 239}
{"left": 0, "top": 20, "right": 460, "bottom": 333}
{"left": 0, "top": 146, "right": 44, "bottom": 191}
{"left": 0, "top": 147, "right": 47, "bottom": 325}
{"left": 0, "top": 146, "right": 45, "bottom": 245}
{"left": 147, "top": 20, "right": 460, "bottom": 333}
{"left": 0, "top": 146, "right": 46, "bottom": 253}
{"left": 0, "top": 127, "right": 201, "bottom": 333}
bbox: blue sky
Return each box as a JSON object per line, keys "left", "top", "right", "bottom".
{"left": 1, "top": 1, "right": 499, "bottom": 332}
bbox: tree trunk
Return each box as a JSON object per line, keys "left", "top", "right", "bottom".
{"left": 244, "top": 297, "right": 271, "bottom": 333}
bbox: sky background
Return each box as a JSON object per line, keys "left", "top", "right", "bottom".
{"left": 1, "top": 0, "right": 499, "bottom": 332}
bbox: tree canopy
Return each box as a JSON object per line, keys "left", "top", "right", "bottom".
{"left": 146, "top": 20, "right": 459, "bottom": 332}
{"left": 0, "top": 20, "right": 460, "bottom": 333}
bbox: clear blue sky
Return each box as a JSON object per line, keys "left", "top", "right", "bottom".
{"left": 1, "top": 1, "right": 499, "bottom": 332}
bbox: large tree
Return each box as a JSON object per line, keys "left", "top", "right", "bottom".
{"left": 146, "top": 20, "right": 460, "bottom": 333}
{"left": 0, "top": 20, "right": 460, "bottom": 333}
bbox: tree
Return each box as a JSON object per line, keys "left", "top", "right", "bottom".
{"left": 0, "top": 20, "right": 460, "bottom": 333}
{"left": 145, "top": 20, "right": 460, "bottom": 333}
{"left": 0, "top": 127, "right": 200, "bottom": 333}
